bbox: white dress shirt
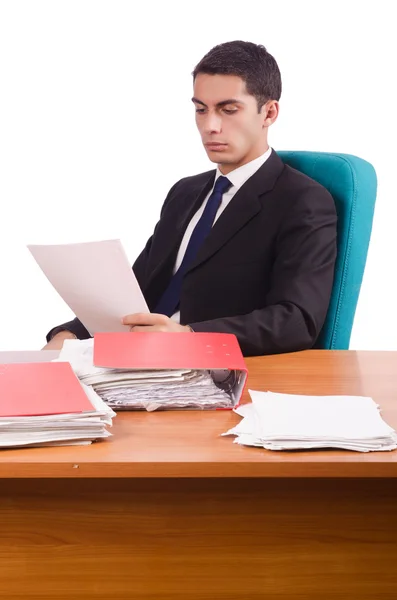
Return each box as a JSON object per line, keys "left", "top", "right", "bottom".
{"left": 171, "top": 147, "right": 272, "bottom": 323}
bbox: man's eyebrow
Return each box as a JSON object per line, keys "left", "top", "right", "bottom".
{"left": 216, "top": 99, "right": 242, "bottom": 107}
{"left": 191, "top": 97, "right": 243, "bottom": 108}
{"left": 191, "top": 97, "right": 207, "bottom": 107}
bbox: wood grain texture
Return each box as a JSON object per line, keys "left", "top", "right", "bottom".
{"left": 0, "top": 350, "right": 397, "bottom": 478}
{"left": 0, "top": 478, "right": 397, "bottom": 599}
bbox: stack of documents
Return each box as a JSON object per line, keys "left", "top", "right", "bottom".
{"left": 57, "top": 339, "right": 233, "bottom": 410}
{"left": 223, "top": 390, "right": 397, "bottom": 452}
{"left": 0, "top": 362, "right": 115, "bottom": 449}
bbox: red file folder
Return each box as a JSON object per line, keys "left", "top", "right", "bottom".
{"left": 0, "top": 362, "right": 94, "bottom": 417}
{"left": 93, "top": 331, "right": 248, "bottom": 407}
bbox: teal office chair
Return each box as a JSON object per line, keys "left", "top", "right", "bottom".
{"left": 278, "top": 151, "right": 377, "bottom": 350}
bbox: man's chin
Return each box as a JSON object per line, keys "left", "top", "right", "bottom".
{"left": 205, "top": 149, "right": 234, "bottom": 164}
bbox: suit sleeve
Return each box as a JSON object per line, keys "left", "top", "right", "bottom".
{"left": 46, "top": 319, "right": 91, "bottom": 342}
{"left": 45, "top": 179, "right": 183, "bottom": 342}
{"left": 189, "top": 187, "right": 337, "bottom": 356}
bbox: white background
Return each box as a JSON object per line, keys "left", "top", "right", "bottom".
{"left": 0, "top": 0, "right": 395, "bottom": 350}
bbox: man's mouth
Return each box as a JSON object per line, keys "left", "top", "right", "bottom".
{"left": 205, "top": 142, "right": 228, "bottom": 151}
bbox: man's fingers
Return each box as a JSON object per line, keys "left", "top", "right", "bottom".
{"left": 129, "top": 325, "right": 165, "bottom": 332}
{"left": 122, "top": 313, "right": 167, "bottom": 326}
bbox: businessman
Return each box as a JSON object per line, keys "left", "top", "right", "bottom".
{"left": 44, "top": 40, "right": 337, "bottom": 356}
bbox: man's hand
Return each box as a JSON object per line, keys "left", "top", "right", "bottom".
{"left": 122, "top": 313, "right": 192, "bottom": 333}
{"left": 42, "top": 330, "right": 77, "bottom": 350}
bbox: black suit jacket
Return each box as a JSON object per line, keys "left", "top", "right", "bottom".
{"left": 48, "top": 151, "right": 337, "bottom": 356}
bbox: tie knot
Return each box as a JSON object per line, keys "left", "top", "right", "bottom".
{"left": 214, "top": 175, "right": 232, "bottom": 195}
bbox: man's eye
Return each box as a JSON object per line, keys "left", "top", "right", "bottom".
{"left": 195, "top": 108, "right": 206, "bottom": 114}
{"left": 223, "top": 109, "right": 237, "bottom": 115}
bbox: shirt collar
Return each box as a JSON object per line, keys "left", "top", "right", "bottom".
{"left": 214, "top": 147, "right": 272, "bottom": 191}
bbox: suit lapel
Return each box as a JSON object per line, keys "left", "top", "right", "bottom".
{"left": 186, "top": 150, "right": 285, "bottom": 274}
{"left": 144, "top": 172, "right": 215, "bottom": 294}
{"left": 175, "top": 174, "right": 215, "bottom": 232}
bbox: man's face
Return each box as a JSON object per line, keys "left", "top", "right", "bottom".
{"left": 192, "top": 73, "right": 275, "bottom": 174}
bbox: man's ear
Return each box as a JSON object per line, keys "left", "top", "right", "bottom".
{"left": 262, "top": 100, "right": 279, "bottom": 128}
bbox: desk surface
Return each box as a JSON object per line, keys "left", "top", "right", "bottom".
{"left": 1, "top": 350, "right": 397, "bottom": 478}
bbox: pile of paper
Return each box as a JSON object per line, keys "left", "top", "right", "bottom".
{"left": 223, "top": 390, "right": 397, "bottom": 452}
{"left": 57, "top": 339, "right": 233, "bottom": 410}
{"left": 0, "top": 363, "right": 115, "bottom": 449}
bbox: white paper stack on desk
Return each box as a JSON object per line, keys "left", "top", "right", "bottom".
{"left": 0, "top": 362, "right": 115, "bottom": 449}
{"left": 56, "top": 337, "right": 242, "bottom": 411}
{"left": 223, "top": 390, "right": 397, "bottom": 452}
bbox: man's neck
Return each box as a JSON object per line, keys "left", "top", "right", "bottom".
{"left": 219, "top": 145, "right": 270, "bottom": 175}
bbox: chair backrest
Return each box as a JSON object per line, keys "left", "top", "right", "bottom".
{"left": 278, "top": 151, "right": 377, "bottom": 349}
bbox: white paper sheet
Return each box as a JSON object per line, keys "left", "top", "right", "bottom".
{"left": 28, "top": 239, "right": 149, "bottom": 335}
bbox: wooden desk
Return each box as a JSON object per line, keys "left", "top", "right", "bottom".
{"left": 0, "top": 350, "right": 397, "bottom": 599}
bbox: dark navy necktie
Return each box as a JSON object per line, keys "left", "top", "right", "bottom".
{"left": 154, "top": 175, "right": 232, "bottom": 317}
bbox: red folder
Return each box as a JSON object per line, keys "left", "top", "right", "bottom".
{"left": 93, "top": 331, "right": 248, "bottom": 407}
{"left": 0, "top": 362, "right": 94, "bottom": 417}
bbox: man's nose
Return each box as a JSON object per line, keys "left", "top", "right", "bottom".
{"left": 203, "top": 112, "right": 222, "bottom": 134}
